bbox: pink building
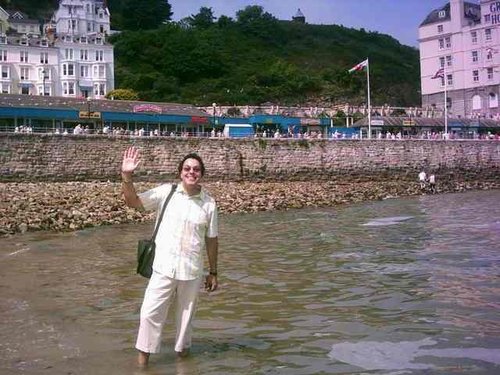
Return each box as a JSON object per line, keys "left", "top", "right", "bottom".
{"left": 419, "top": 0, "right": 499, "bottom": 119}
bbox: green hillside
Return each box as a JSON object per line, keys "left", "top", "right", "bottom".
{"left": 1, "top": 1, "right": 421, "bottom": 107}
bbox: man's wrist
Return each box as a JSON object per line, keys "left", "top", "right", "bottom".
{"left": 121, "top": 172, "right": 133, "bottom": 183}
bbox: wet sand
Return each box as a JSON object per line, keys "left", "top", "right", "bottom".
{"left": 1, "top": 179, "right": 498, "bottom": 236}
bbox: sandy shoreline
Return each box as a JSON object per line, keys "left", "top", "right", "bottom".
{"left": 1, "top": 180, "right": 499, "bottom": 236}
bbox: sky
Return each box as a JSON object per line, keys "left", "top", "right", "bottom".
{"left": 167, "top": 0, "right": 460, "bottom": 47}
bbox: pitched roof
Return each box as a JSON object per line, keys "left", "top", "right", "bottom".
{"left": 0, "top": 94, "right": 209, "bottom": 118}
{"left": 420, "top": 1, "right": 481, "bottom": 27}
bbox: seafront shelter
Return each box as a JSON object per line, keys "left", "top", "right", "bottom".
{"left": 0, "top": 94, "right": 210, "bottom": 134}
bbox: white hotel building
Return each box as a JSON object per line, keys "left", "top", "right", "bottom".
{"left": 419, "top": 0, "right": 500, "bottom": 118}
{"left": 0, "top": 0, "right": 114, "bottom": 98}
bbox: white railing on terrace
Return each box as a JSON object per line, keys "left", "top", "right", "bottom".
{"left": 200, "top": 104, "right": 446, "bottom": 119}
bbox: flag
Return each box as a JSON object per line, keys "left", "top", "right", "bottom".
{"left": 431, "top": 67, "right": 444, "bottom": 79}
{"left": 486, "top": 47, "right": 498, "bottom": 59}
{"left": 348, "top": 59, "right": 368, "bottom": 73}
{"left": 486, "top": 47, "right": 498, "bottom": 55}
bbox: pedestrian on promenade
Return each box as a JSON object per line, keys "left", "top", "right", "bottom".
{"left": 121, "top": 146, "right": 219, "bottom": 366}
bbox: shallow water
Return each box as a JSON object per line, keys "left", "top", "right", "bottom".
{"left": 1, "top": 190, "right": 499, "bottom": 375}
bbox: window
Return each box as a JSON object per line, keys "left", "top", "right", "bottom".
{"left": 439, "top": 38, "right": 445, "bottom": 49}
{"left": 20, "top": 51, "right": 28, "bottom": 62}
{"left": 65, "top": 48, "right": 73, "bottom": 60}
{"left": 95, "top": 37, "right": 102, "bottom": 45}
{"left": 472, "top": 51, "right": 478, "bottom": 63}
{"left": 95, "top": 50, "right": 103, "bottom": 61}
{"left": 93, "top": 64, "right": 105, "bottom": 78}
{"left": 40, "top": 38, "right": 48, "bottom": 47}
{"left": 80, "top": 36, "right": 87, "bottom": 44}
{"left": 447, "top": 74, "right": 453, "bottom": 86}
{"left": 445, "top": 37, "right": 451, "bottom": 48}
{"left": 439, "top": 56, "right": 445, "bottom": 68}
{"left": 80, "top": 65, "right": 90, "bottom": 78}
{"left": 472, "top": 95, "right": 481, "bottom": 110}
{"left": 438, "top": 10, "right": 446, "bottom": 18}
{"left": 20, "top": 36, "right": 28, "bottom": 46}
{"left": 471, "top": 31, "right": 477, "bottom": 44}
{"left": 20, "top": 67, "right": 29, "bottom": 80}
{"left": 489, "top": 93, "right": 498, "bottom": 108}
{"left": 94, "top": 82, "right": 105, "bottom": 96}
{"left": 438, "top": 25, "right": 443, "bottom": 33}
{"left": 80, "top": 49, "right": 88, "bottom": 60}
{"left": 446, "top": 55, "right": 452, "bottom": 67}
{"left": 0, "top": 50, "right": 6, "bottom": 62}
{"left": 62, "top": 81, "right": 75, "bottom": 95}
{"left": 0, "top": 34, "right": 6, "bottom": 44}
{"left": 446, "top": 97, "right": 452, "bottom": 109}
{"left": 472, "top": 70, "right": 479, "bottom": 82}
{"left": 21, "top": 85, "right": 29, "bottom": 95}
{"left": 63, "top": 63, "right": 75, "bottom": 76}
{"left": 40, "top": 52, "right": 48, "bottom": 64}
{"left": 87, "top": 22, "right": 92, "bottom": 32}
{"left": 487, "top": 67, "right": 494, "bottom": 80}
{"left": 38, "top": 67, "right": 50, "bottom": 80}
{"left": 1, "top": 83, "right": 9, "bottom": 93}
{"left": 485, "top": 29, "right": 492, "bottom": 41}
{"left": 1, "top": 65, "right": 9, "bottom": 79}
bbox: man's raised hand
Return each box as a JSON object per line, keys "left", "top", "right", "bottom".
{"left": 122, "top": 146, "right": 141, "bottom": 174}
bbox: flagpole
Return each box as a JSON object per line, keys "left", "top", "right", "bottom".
{"left": 444, "top": 63, "right": 448, "bottom": 139}
{"left": 366, "top": 58, "right": 371, "bottom": 139}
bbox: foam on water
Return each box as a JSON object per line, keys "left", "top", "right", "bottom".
{"left": 328, "top": 338, "right": 500, "bottom": 370}
{"left": 362, "top": 216, "right": 414, "bottom": 226}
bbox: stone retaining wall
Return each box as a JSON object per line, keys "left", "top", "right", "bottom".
{"left": 1, "top": 134, "right": 499, "bottom": 182}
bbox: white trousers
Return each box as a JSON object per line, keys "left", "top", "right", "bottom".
{"left": 135, "top": 272, "right": 202, "bottom": 353}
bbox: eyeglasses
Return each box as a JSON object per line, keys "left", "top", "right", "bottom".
{"left": 182, "top": 166, "right": 201, "bottom": 173}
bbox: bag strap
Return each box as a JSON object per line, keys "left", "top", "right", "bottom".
{"left": 150, "top": 183, "right": 177, "bottom": 242}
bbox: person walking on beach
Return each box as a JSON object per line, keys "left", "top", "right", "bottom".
{"left": 121, "top": 146, "right": 219, "bottom": 366}
{"left": 429, "top": 174, "right": 436, "bottom": 193}
{"left": 418, "top": 170, "right": 427, "bottom": 190}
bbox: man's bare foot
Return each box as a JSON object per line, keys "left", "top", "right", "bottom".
{"left": 176, "top": 348, "right": 190, "bottom": 358}
{"left": 137, "top": 351, "right": 150, "bottom": 366}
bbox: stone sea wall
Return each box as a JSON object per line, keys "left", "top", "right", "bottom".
{"left": 1, "top": 134, "right": 499, "bottom": 235}
{"left": 1, "top": 134, "right": 499, "bottom": 183}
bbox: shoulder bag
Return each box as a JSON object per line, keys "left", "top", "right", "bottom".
{"left": 136, "top": 184, "right": 177, "bottom": 278}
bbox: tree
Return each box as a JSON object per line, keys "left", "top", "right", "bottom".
{"left": 105, "top": 88, "right": 140, "bottom": 101}
{"left": 120, "top": 0, "right": 172, "bottom": 31}
{"left": 187, "top": 7, "right": 215, "bottom": 29}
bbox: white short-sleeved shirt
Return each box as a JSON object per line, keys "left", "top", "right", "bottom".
{"left": 139, "top": 183, "right": 218, "bottom": 280}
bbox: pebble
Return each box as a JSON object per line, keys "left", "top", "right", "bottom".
{"left": 0, "top": 179, "right": 498, "bottom": 236}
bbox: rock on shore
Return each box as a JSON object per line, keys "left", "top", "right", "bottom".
{"left": 1, "top": 180, "right": 498, "bottom": 236}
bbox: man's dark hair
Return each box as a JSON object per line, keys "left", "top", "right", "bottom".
{"left": 178, "top": 153, "right": 205, "bottom": 176}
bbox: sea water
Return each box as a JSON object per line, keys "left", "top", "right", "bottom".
{"left": 0, "top": 190, "right": 499, "bottom": 374}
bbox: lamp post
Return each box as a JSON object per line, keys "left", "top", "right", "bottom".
{"left": 212, "top": 102, "right": 217, "bottom": 130}
{"left": 42, "top": 68, "right": 46, "bottom": 96}
{"left": 86, "top": 96, "right": 92, "bottom": 129}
